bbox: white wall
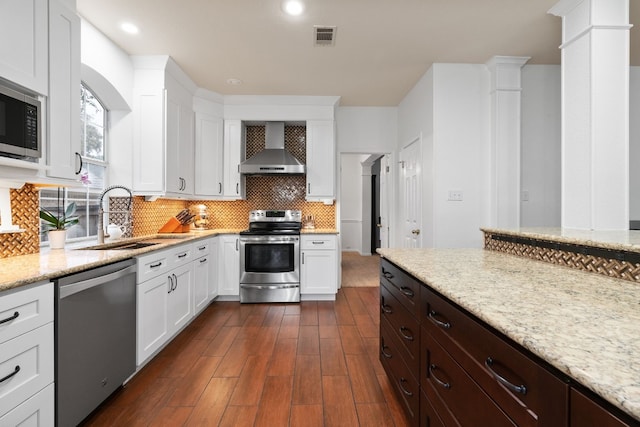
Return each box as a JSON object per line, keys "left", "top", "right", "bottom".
{"left": 336, "top": 107, "right": 397, "bottom": 153}
{"left": 81, "top": 19, "right": 135, "bottom": 189}
{"left": 630, "top": 67, "right": 640, "bottom": 221}
{"left": 340, "top": 154, "right": 369, "bottom": 252}
{"left": 521, "top": 65, "right": 561, "bottom": 227}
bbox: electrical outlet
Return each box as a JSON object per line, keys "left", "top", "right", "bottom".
{"left": 521, "top": 190, "right": 530, "bottom": 202}
{"left": 448, "top": 190, "right": 463, "bottom": 201}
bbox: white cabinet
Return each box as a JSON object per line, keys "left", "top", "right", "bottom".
{"left": 136, "top": 243, "right": 194, "bottom": 365}
{"left": 165, "top": 85, "right": 194, "bottom": 196}
{"left": 223, "top": 120, "right": 245, "bottom": 199}
{"left": 0, "top": 282, "right": 54, "bottom": 424}
{"left": 0, "top": 0, "right": 48, "bottom": 95}
{"left": 306, "top": 120, "right": 336, "bottom": 201}
{"left": 47, "top": 0, "right": 81, "bottom": 180}
{"left": 193, "top": 239, "right": 212, "bottom": 314}
{"left": 132, "top": 57, "right": 196, "bottom": 198}
{"left": 300, "top": 234, "right": 338, "bottom": 299}
{"left": 209, "top": 237, "right": 219, "bottom": 299}
{"left": 194, "top": 111, "right": 224, "bottom": 197}
{"left": 218, "top": 234, "right": 240, "bottom": 297}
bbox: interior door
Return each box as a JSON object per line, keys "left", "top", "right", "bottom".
{"left": 401, "top": 140, "right": 422, "bottom": 248}
{"left": 379, "top": 155, "right": 391, "bottom": 248}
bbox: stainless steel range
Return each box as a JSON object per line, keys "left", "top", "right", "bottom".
{"left": 239, "top": 210, "right": 302, "bottom": 303}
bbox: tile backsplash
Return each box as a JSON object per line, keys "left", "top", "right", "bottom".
{"left": 0, "top": 184, "right": 40, "bottom": 258}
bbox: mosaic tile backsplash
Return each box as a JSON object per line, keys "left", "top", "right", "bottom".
{"left": 0, "top": 125, "right": 336, "bottom": 257}
{"left": 0, "top": 184, "right": 40, "bottom": 259}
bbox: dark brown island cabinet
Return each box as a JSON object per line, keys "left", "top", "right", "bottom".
{"left": 379, "top": 258, "right": 639, "bottom": 427}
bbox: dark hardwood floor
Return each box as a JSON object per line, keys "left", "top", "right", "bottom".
{"left": 83, "top": 255, "right": 408, "bottom": 426}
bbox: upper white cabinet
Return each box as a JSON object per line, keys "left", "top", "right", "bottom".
{"left": 306, "top": 120, "right": 336, "bottom": 201}
{"left": 223, "top": 120, "right": 246, "bottom": 200}
{"left": 132, "top": 56, "right": 196, "bottom": 198}
{"left": 193, "top": 95, "right": 224, "bottom": 198}
{"left": 0, "top": 0, "right": 48, "bottom": 95}
{"left": 47, "top": 0, "right": 81, "bottom": 181}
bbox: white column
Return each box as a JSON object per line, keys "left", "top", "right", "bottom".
{"left": 486, "top": 56, "right": 530, "bottom": 228}
{"left": 549, "top": 0, "right": 630, "bottom": 230}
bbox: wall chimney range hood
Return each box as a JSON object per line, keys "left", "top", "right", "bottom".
{"left": 240, "top": 122, "right": 306, "bottom": 175}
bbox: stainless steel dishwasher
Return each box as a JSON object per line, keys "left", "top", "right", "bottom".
{"left": 55, "top": 258, "right": 137, "bottom": 427}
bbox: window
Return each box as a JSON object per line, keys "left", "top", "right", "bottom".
{"left": 40, "top": 84, "right": 107, "bottom": 245}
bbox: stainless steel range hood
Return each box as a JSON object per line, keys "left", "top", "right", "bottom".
{"left": 240, "top": 122, "right": 305, "bottom": 175}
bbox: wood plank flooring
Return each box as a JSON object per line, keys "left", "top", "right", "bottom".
{"left": 83, "top": 254, "right": 408, "bottom": 427}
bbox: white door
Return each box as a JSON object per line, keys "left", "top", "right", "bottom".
{"left": 379, "top": 155, "right": 390, "bottom": 248}
{"left": 401, "top": 140, "right": 422, "bottom": 248}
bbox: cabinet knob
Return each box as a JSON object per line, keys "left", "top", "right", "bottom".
{"left": 411, "top": 229, "right": 420, "bottom": 235}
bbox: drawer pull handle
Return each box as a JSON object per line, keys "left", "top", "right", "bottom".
{"left": 381, "top": 268, "right": 394, "bottom": 280}
{"left": 400, "top": 286, "right": 414, "bottom": 297}
{"left": 485, "top": 357, "right": 527, "bottom": 395}
{"left": 429, "top": 364, "right": 451, "bottom": 389}
{"left": 200, "top": 258, "right": 207, "bottom": 263}
{"left": 398, "top": 377, "right": 413, "bottom": 396}
{"left": 312, "top": 241, "right": 324, "bottom": 245}
{"left": 0, "top": 311, "right": 19, "bottom": 325}
{"left": 428, "top": 310, "right": 451, "bottom": 329}
{"left": 178, "top": 253, "right": 188, "bottom": 259}
{"left": 399, "top": 326, "right": 414, "bottom": 341}
{"left": 381, "top": 304, "right": 392, "bottom": 314}
{"left": 0, "top": 365, "right": 20, "bottom": 384}
{"left": 198, "top": 246, "right": 206, "bottom": 250}
{"left": 381, "top": 343, "right": 393, "bottom": 359}
{"left": 150, "top": 262, "right": 162, "bottom": 268}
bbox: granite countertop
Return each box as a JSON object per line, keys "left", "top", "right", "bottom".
{"left": 378, "top": 247, "right": 640, "bottom": 421}
{"left": 482, "top": 226, "right": 640, "bottom": 253}
{"left": 0, "top": 229, "right": 243, "bottom": 293}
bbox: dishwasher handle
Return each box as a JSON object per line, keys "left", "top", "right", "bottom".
{"left": 59, "top": 264, "right": 137, "bottom": 299}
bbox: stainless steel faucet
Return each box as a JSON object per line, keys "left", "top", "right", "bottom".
{"left": 98, "top": 185, "right": 133, "bottom": 244}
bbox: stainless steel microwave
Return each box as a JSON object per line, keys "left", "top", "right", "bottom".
{"left": 0, "top": 83, "right": 41, "bottom": 159}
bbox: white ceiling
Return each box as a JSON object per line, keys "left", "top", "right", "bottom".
{"left": 76, "top": 0, "right": 640, "bottom": 106}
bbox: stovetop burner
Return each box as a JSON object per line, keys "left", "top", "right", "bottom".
{"left": 240, "top": 209, "right": 302, "bottom": 236}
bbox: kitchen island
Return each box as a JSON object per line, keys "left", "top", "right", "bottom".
{"left": 378, "top": 244, "right": 640, "bottom": 424}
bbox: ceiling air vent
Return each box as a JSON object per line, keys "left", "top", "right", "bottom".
{"left": 314, "top": 26, "right": 337, "bottom": 46}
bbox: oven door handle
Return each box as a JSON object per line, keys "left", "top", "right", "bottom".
{"left": 241, "top": 284, "right": 300, "bottom": 290}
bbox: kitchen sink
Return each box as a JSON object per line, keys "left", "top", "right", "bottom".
{"left": 79, "top": 234, "right": 192, "bottom": 251}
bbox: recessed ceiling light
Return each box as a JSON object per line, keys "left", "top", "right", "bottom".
{"left": 226, "top": 78, "right": 243, "bottom": 85}
{"left": 120, "top": 22, "right": 139, "bottom": 34}
{"left": 282, "top": 0, "right": 304, "bottom": 16}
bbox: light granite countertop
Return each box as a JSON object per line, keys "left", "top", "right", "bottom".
{"left": 482, "top": 226, "right": 640, "bottom": 253}
{"left": 300, "top": 228, "right": 339, "bottom": 234}
{"left": 378, "top": 247, "right": 640, "bottom": 421}
{"left": 0, "top": 229, "right": 243, "bottom": 293}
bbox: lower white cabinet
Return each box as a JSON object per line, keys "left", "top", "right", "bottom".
{"left": 209, "top": 237, "right": 220, "bottom": 300}
{"left": 193, "top": 239, "right": 214, "bottom": 314}
{"left": 136, "top": 244, "right": 194, "bottom": 366}
{"left": 0, "top": 383, "right": 54, "bottom": 427}
{"left": 218, "top": 234, "right": 240, "bottom": 297}
{"left": 300, "top": 234, "right": 338, "bottom": 299}
{"left": 0, "top": 281, "right": 53, "bottom": 424}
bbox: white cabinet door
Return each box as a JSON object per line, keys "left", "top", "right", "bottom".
{"left": 223, "top": 120, "right": 245, "bottom": 199}
{"left": 209, "top": 237, "right": 219, "bottom": 299}
{"left": 132, "top": 88, "right": 165, "bottom": 195}
{"left": 194, "top": 112, "right": 224, "bottom": 197}
{"left": 301, "top": 235, "right": 338, "bottom": 296}
{"left": 167, "top": 263, "right": 193, "bottom": 335}
{"left": 47, "top": 0, "right": 81, "bottom": 180}
{"left": 218, "top": 235, "right": 239, "bottom": 296}
{"left": 193, "top": 255, "right": 211, "bottom": 314}
{"left": 136, "top": 274, "right": 170, "bottom": 365}
{"left": 166, "top": 97, "right": 194, "bottom": 196}
{"left": 0, "top": 383, "right": 54, "bottom": 427}
{"left": 0, "top": 0, "right": 48, "bottom": 95}
{"left": 306, "top": 120, "right": 336, "bottom": 201}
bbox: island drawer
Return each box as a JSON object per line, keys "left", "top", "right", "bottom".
{"left": 380, "top": 259, "right": 420, "bottom": 318}
{"left": 380, "top": 312, "right": 419, "bottom": 379}
{"left": 421, "top": 327, "right": 517, "bottom": 427}
{"left": 380, "top": 282, "right": 420, "bottom": 364}
{"left": 421, "top": 285, "right": 569, "bottom": 427}
{"left": 0, "top": 282, "right": 53, "bottom": 345}
{"left": 379, "top": 322, "right": 420, "bottom": 426}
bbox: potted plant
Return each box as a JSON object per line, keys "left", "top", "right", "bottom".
{"left": 40, "top": 192, "right": 79, "bottom": 249}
